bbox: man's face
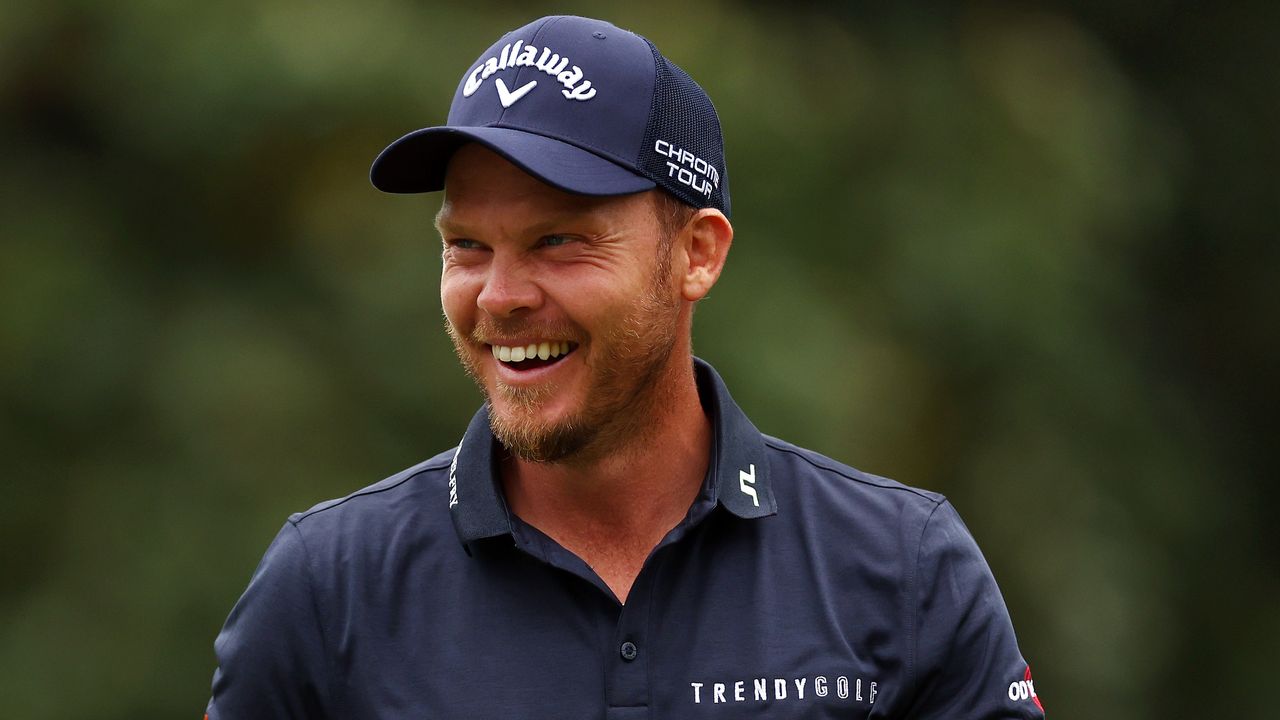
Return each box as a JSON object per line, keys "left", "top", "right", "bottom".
{"left": 437, "top": 144, "right": 684, "bottom": 463}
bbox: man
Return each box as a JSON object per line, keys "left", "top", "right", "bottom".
{"left": 207, "top": 15, "right": 1044, "bottom": 719}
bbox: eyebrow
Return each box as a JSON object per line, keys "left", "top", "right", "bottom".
{"left": 433, "top": 204, "right": 453, "bottom": 235}
{"left": 434, "top": 202, "right": 606, "bottom": 239}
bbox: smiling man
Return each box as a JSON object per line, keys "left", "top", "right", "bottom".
{"left": 207, "top": 15, "right": 1044, "bottom": 720}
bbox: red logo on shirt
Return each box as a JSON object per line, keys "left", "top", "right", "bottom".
{"left": 1025, "top": 666, "right": 1044, "bottom": 712}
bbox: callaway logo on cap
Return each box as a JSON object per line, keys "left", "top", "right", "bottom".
{"left": 370, "top": 15, "right": 730, "bottom": 215}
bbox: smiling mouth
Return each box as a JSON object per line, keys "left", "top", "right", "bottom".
{"left": 489, "top": 341, "right": 577, "bottom": 370}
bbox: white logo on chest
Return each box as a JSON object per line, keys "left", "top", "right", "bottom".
{"left": 689, "top": 675, "right": 878, "bottom": 706}
{"left": 739, "top": 464, "right": 759, "bottom": 507}
{"left": 463, "top": 40, "right": 597, "bottom": 102}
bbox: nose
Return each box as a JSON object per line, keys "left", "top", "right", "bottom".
{"left": 476, "top": 254, "right": 543, "bottom": 318}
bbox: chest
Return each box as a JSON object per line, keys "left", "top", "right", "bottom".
{"left": 331, "top": 519, "right": 907, "bottom": 719}
{"left": 557, "top": 530, "right": 659, "bottom": 603}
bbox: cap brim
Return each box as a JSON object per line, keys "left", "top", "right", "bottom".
{"left": 370, "top": 126, "right": 656, "bottom": 197}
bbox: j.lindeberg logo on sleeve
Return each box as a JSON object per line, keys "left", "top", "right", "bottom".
{"left": 462, "top": 40, "right": 598, "bottom": 103}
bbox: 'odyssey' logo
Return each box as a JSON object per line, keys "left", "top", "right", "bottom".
{"left": 1008, "top": 666, "right": 1043, "bottom": 711}
{"left": 463, "top": 40, "right": 597, "bottom": 103}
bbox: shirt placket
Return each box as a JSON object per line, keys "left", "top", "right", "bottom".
{"left": 605, "top": 495, "right": 719, "bottom": 720}
{"left": 507, "top": 493, "right": 719, "bottom": 720}
{"left": 605, "top": 592, "right": 650, "bottom": 720}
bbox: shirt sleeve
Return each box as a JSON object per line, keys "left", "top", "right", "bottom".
{"left": 904, "top": 501, "right": 1045, "bottom": 719}
{"left": 206, "top": 520, "right": 333, "bottom": 719}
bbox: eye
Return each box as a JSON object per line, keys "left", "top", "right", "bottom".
{"left": 540, "top": 234, "right": 574, "bottom": 248}
{"left": 446, "top": 238, "right": 484, "bottom": 251}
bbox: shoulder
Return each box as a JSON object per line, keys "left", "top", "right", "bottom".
{"left": 761, "top": 434, "right": 950, "bottom": 554}
{"left": 764, "top": 434, "right": 943, "bottom": 510}
{"left": 284, "top": 447, "right": 459, "bottom": 551}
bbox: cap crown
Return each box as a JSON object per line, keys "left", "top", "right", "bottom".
{"left": 372, "top": 16, "right": 729, "bottom": 215}
{"left": 448, "top": 17, "right": 655, "bottom": 174}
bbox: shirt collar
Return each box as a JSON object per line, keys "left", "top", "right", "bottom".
{"left": 449, "top": 356, "right": 777, "bottom": 548}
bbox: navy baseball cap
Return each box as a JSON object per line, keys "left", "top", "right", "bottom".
{"left": 370, "top": 15, "right": 730, "bottom": 215}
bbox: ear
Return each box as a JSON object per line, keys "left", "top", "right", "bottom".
{"left": 680, "top": 209, "right": 734, "bottom": 302}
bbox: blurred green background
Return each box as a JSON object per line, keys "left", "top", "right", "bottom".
{"left": 2, "top": 0, "right": 1276, "bottom": 717}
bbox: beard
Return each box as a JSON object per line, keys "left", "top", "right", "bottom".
{"left": 447, "top": 245, "right": 680, "bottom": 464}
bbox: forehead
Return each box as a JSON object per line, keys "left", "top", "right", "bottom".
{"left": 436, "top": 144, "right": 656, "bottom": 232}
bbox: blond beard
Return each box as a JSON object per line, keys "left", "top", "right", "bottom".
{"left": 446, "top": 243, "right": 679, "bottom": 464}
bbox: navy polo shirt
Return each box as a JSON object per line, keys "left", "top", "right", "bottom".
{"left": 208, "top": 359, "right": 1044, "bottom": 719}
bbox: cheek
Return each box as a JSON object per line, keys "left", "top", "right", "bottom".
{"left": 440, "top": 274, "right": 477, "bottom": 331}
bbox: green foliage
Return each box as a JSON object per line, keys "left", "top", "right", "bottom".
{"left": 2, "top": 1, "right": 1276, "bottom": 718}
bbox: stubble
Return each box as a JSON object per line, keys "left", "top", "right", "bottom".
{"left": 447, "top": 239, "right": 680, "bottom": 464}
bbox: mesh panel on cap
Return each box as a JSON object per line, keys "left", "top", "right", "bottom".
{"left": 637, "top": 42, "right": 730, "bottom": 215}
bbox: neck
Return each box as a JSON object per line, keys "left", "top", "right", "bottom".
{"left": 503, "top": 353, "right": 709, "bottom": 528}
{"left": 499, "top": 353, "right": 711, "bottom": 599}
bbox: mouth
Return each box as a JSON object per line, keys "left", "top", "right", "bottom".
{"left": 488, "top": 340, "right": 578, "bottom": 371}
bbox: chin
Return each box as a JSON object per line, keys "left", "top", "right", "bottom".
{"left": 490, "top": 383, "right": 572, "bottom": 426}
{"left": 489, "top": 402, "right": 594, "bottom": 463}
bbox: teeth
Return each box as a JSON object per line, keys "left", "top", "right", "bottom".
{"left": 490, "top": 341, "right": 574, "bottom": 364}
